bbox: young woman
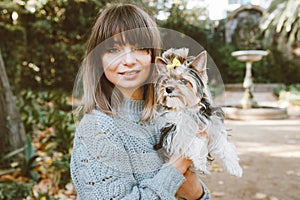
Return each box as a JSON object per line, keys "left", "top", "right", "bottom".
{"left": 70, "top": 3, "right": 210, "bottom": 200}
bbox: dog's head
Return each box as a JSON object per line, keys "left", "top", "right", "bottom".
{"left": 155, "top": 48, "right": 209, "bottom": 110}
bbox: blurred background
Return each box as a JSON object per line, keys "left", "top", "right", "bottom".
{"left": 0, "top": 0, "right": 299, "bottom": 199}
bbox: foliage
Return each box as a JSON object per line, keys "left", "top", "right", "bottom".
{"left": 17, "top": 89, "right": 75, "bottom": 153}
{"left": 206, "top": 6, "right": 299, "bottom": 84}
{"left": 212, "top": 44, "right": 245, "bottom": 83}
{"left": 0, "top": 89, "right": 75, "bottom": 199}
{"left": 158, "top": 3, "right": 211, "bottom": 49}
{"left": 273, "top": 84, "right": 300, "bottom": 105}
{"left": 157, "top": 3, "right": 242, "bottom": 84}
{"left": 0, "top": 0, "right": 103, "bottom": 92}
{"left": 260, "top": 0, "right": 300, "bottom": 59}
{"left": 205, "top": 20, "right": 245, "bottom": 83}
{"left": 259, "top": 0, "right": 300, "bottom": 86}
{"left": 23, "top": 89, "right": 75, "bottom": 197}
{"left": 157, "top": 4, "right": 295, "bottom": 84}
{"left": 1, "top": 0, "right": 300, "bottom": 89}
{"left": 0, "top": 135, "right": 39, "bottom": 181}
{"left": 0, "top": 181, "right": 34, "bottom": 200}
{"left": 259, "top": 49, "right": 300, "bottom": 84}
{"left": 22, "top": 135, "right": 39, "bottom": 181}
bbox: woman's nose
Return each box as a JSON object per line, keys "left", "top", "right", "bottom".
{"left": 122, "top": 48, "right": 136, "bottom": 66}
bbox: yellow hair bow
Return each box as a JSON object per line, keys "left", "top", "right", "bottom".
{"left": 166, "top": 57, "right": 181, "bottom": 71}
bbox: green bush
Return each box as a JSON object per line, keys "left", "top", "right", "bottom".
{"left": 273, "top": 84, "right": 300, "bottom": 105}
{"left": 0, "top": 89, "right": 76, "bottom": 198}
{"left": 22, "top": 135, "right": 39, "bottom": 181}
{"left": 1, "top": 0, "right": 102, "bottom": 92}
{"left": 17, "top": 90, "right": 75, "bottom": 153}
{"left": 17, "top": 89, "right": 74, "bottom": 182}
{"left": 0, "top": 181, "right": 34, "bottom": 200}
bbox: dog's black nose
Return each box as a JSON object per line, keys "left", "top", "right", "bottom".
{"left": 166, "top": 86, "right": 174, "bottom": 93}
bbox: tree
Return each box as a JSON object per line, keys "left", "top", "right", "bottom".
{"left": 0, "top": 49, "right": 26, "bottom": 153}
{"left": 158, "top": 3, "right": 211, "bottom": 49}
{"left": 0, "top": 0, "right": 104, "bottom": 92}
{"left": 260, "top": 0, "right": 300, "bottom": 59}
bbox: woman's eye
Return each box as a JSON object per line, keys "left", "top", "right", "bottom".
{"left": 133, "top": 48, "right": 149, "bottom": 55}
{"left": 179, "top": 78, "right": 187, "bottom": 84}
{"left": 107, "top": 48, "right": 119, "bottom": 53}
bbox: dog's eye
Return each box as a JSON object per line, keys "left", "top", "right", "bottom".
{"left": 178, "top": 78, "right": 188, "bottom": 84}
{"left": 162, "top": 79, "right": 168, "bottom": 84}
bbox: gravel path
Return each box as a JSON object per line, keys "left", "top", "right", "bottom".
{"left": 203, "top": 87, "right": 300, "bottom": 200}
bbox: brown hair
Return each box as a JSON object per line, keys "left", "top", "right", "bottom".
{"left": 80, "top": 3, "right": 161, "bottom": 121}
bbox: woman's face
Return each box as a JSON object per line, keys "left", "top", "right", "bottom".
{"left": 101, "top": 42, "right": 152, "bottom": 100}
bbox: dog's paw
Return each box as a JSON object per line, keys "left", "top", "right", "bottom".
{"left": 225, "top": 162, "right": 243, "bottom": 177}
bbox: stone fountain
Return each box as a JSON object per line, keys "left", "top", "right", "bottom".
{"left": 223, "top": 50, "right": 288, "bottom": 120}
{"left": 232, "top": 50, "right": 267, "bottom": 109}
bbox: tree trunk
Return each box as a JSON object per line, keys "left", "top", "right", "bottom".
{"left": 0, "top": 49, "right": 26, "bottom": 153}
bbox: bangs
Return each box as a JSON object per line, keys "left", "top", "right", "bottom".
{"left": 102, "top": 27, "right": 154, "bottom": 50}
{"left": 122, "top": 28, "right": 153, "bottom": 47}
{"left": 99, "top": 4, "right": 157, "bottom": 49}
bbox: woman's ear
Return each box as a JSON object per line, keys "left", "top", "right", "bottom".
{"left": 190, "top": 51, "right": 208, "bottom": 84}
{"left": 155, "top": 57, "right": 168, "bottom": 74}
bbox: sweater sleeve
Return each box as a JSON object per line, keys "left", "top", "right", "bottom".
{"left": 70, "top": 112, "right": 185, "bottom": 200}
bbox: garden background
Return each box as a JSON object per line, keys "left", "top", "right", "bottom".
{"left": 0, "top": 0, "right": 299, "bottom": 199}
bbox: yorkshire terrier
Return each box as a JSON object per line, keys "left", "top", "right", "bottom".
{"left": 154, "top": 48, "right": 242, "bottom": 177}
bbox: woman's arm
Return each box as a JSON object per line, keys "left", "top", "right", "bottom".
{"left": 176, "top": 169, "right": 210, "bottom": 200}
{"left": 70, "top": 113, "right": 187, "bottom": 200}
{"left": 176, "top": 169, "right": 203, "bottom": 199}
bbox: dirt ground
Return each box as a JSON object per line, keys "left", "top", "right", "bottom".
{"left": 203, "top": 90, "right": 300, "bottom": 200}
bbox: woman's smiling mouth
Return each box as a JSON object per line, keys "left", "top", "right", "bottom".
{"left": 118, "top": 70, "right": 140, "bottom": 79}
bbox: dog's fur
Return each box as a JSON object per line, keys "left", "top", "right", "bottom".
{"left": 154, "top": 48, "right": 243, "bottom": 177}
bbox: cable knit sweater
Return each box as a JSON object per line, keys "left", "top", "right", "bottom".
{"left": 70, "top": 99, "right": 210, "bottom": 200}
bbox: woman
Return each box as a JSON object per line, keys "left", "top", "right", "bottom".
{"left": 70, "top": 3, "right": 210, "bottom": 200}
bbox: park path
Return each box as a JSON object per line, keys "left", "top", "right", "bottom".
{"left": 203, "top": 85, "right": 300, "bottom": 200}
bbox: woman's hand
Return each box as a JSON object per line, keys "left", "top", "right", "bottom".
{"left": 176, "top": 170, "right": 204, "bottom": 200}
{"left": 169, "top": 156, "right": 192, "bottom": 174}
{"left": 169, "top": 156, "right": 204, "bottom": 199}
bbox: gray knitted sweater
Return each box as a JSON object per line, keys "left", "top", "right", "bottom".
{"left": 70, "top": 99, "right": 210, "bottom": 200}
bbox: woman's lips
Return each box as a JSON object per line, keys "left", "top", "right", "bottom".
{"left": 118, "top": 70, "right": 140, "bottom": 79}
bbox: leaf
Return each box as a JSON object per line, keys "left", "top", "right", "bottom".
{"left": 30, "top": 170, "right": 39, "bottom": 181}
{"left": 24, "top": 135, "right": 35, "bottom": 163}
{"left": 1, "top": 147, "right": 24, "bottom": 161}
{"left": 0, "top": 168, "right": 20, "bottom": 177}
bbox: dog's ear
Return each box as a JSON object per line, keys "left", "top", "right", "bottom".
{"left": 155, "top": 57, "right": 168, "bottom": 74}
{"left": 190, "top": 51, "right": 208, "bottom": 83}
{"left": 190, "top": 51, "right": 207, "bottom": 72}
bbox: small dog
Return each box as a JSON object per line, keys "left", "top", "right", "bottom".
{"left": 154, "top": 48, "right": 242, "bottom": 177}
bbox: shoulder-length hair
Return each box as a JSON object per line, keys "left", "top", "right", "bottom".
{"left": 80, "top": 3, "right": 161, "bottom": 121}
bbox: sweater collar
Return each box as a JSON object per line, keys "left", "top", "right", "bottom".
{"left": 117, "top": 99, "right": 144, "bottom": 118}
